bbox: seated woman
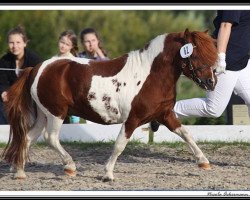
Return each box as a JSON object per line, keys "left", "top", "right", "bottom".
{"left": 79, "top": 27, "right": 109, "bottom": 61}
{"left": 53, "top": 29, "right": 80, "bottom": 124}
{"left": 0, "top": 25, "right": 42, "bottom": 124}
{"left": 79, "top": 27, "right": 109, "bottom": 124}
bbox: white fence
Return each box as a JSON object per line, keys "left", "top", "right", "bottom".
{"left": 0, "top": 124, "right": 250, "bottom": 143}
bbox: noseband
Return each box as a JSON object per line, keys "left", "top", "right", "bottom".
{"left": 181, "top": 56, "right": 212, "bottom": 89}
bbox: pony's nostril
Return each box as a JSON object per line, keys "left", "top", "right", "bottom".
{"left": 207, "top": 78, "right": 213, "bottom": 85}
{"left": 206, "top": 78, "right": 215, "bottom": 90}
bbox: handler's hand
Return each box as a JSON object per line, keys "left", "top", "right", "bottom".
{"left": 214, "top": 52, "right": 226, "bottom": 74}
{"left": 1, "top": 91, "right": 8, "bottom": 102}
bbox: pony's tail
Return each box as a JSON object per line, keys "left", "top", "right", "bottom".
{"left": 1, "top": 67, "right": 34, "bottom": 167}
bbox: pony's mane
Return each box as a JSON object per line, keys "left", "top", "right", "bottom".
{"left": 129, "top": 34, "right": 167, "bottom": 63}
{"left": 192, "top": 31, "right": 217, "bottom": 66}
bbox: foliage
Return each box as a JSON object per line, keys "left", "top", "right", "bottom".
{"left": 194, "top": 115, "right": 226, "bottom": 125}
{"left": 0, "top": 10, "right": 216, "bottom": 59}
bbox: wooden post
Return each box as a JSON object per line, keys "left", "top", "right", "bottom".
{"left": 141, "top": 126, "right": 154, "bottom": 144}
{"left": 148, "top": 129, "right": 154, "bottom": 144}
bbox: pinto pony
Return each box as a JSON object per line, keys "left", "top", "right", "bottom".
{"left": 2, "top": 29, "right": 217, "bottom": 181}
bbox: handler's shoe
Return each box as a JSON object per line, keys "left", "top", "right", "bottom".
{"left": 150, "top": 120, "right": 161, "bottom": 132}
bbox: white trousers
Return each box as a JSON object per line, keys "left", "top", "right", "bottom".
{"left": 174, "top": 59, "right": 250, "bottom": 118}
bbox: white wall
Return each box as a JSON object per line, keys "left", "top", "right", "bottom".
{"left": 0, "top": 124, "right": 250, "bottom": 143}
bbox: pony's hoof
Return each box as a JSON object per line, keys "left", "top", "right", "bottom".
{"left": 64, "top": 168, "right": 77, "bottom": 177}
{"left": 198, "top": 163, "right": 211, "bottom": 170}
{"left": 14, "top": 173, "right": 26, "bottom": 179}
{"left": 15, "top": 176, "right": 26, "bottom": 180}
{"left": 101, "top": 176, "right": 114, "bottom": 182}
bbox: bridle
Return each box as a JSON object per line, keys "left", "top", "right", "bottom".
{"left": 181, "top": 52, "right": 214, "bottom": 90}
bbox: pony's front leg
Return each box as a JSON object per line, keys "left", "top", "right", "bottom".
{"left": 163, "top": 112, "right": 210, "bottom": 169}
{"left": 102, "top": 124, "right": 130, "bottom": 182}
{"left": 174, "top": 125, "right": 210, "bottom": 169}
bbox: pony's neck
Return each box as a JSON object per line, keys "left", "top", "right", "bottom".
{"left": 128, "top": 34, "right": 167, "bottom": 68}
{"left": 141, "top": 34, "right": 167, "bottom": 63}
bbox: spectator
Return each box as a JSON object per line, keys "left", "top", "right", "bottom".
{"left": 79, "top": 27, "right": 109, "bottom": 124}
{"left": 53, "top": 29, "right": 80, "bottom": 124}
{"left": 0, "top": 25, "right": 42, "bottom": 124}
{"left": 53, "top": 29, "right": 78, "bottom": 58}
{"left": 79, "top": 27, "right": 109, "bottom": 61}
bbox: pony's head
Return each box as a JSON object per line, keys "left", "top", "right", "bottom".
{"left": 178, "top": 29, "right": 218, "bottom": 91}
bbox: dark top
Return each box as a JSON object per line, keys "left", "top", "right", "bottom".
{"left": 78, "top": 51, "right": 109, "bottom": 61}
{"left": 0, "top": 48, "right": 42, "bottom": 93}
{"left": 213, "top": 10, "right": 250, "bottom": 71}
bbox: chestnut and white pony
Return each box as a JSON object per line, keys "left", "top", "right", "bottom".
{"left": 2, "top": 29, "right": 217, "bottom": 181}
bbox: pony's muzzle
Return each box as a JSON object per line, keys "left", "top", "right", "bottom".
{"left": 205, "top": 78, "right": 216, "bottom": 91}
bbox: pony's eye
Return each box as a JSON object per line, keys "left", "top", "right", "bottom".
{"left": 196, "top": 70, "right": 202, "bottom": 76}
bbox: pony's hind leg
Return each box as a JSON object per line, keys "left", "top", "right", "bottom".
{"left": 102, "top": 124, "right": 131, "bottom": 182}
{"left": 45, "top": 115, "right": 76, "bottom": 176}
{"left": 13, "top": 108, "right": 47, "bottom": 179}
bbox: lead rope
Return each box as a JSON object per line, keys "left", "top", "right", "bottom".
{"left": 0, "top": 68, "right": 24, "bottom": 71}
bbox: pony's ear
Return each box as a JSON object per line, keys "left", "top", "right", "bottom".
{"left": 204, "top": 29, "right": 209, "bottom": 34}
{"left": 184, "top": 28, "right": 190, "bottom": 41}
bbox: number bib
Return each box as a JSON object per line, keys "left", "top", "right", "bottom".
{"left": 180, "top": 43, "right": 193, "bottom": 58}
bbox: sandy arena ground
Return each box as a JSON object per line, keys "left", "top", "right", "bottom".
{"left": 0, "top": 142, "right": 249, "bottom": 192}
